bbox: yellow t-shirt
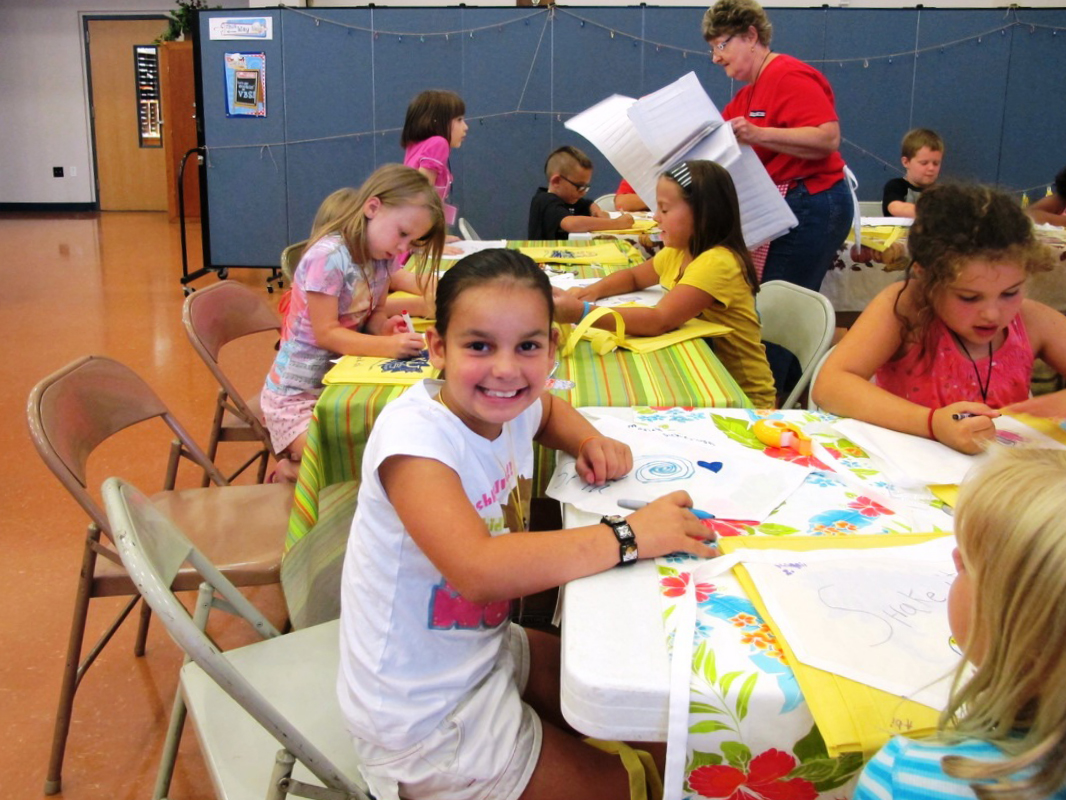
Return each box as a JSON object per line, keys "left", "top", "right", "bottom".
{"left": 653, "top": 246, "right": 776, "bottom": 408}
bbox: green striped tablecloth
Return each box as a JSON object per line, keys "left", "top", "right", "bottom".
{"left": 284, "top": 240, "right": 751, "bottom": 550}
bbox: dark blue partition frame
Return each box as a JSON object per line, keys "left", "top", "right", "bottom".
{"left": 195, "top": 5, "right": 1066, "bottom": 269}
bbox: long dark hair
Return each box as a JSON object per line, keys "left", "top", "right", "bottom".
{"left": 400, "top": 89, "right": 465, "bottom": 148}
{"left": 664, "top": 160, "right": 759, "bottom": 293}
{"left": 435, "top": 249, "right": 553, "bottom": 337}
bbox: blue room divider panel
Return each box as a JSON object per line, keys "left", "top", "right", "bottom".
{"left": 196, "top": 5, "right": 1066, "bottom": 269}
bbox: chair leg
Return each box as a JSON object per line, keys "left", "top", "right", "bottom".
{"left": 266, "top": 750, "right": 296, "bottom": 800}
{"left": 134, "top": 600, "right": 152, "bottom": 657}
{"left": 152, "top": 582, "right": 213, "bottom": 800}
{"left": 202, "top": 390, "right": 227, "bottom": 488}
{"left": 45, "top": 531, "right": 140, "bottom": 795}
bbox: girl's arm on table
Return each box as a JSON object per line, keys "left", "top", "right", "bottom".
{"left": 1005, "top": 300, "right": 1066, "bottom": 417}
{"left": 811, "top": 284, "right": 997, "bottom": 453}
{"left": 1026, "top": 195, "right": 1066, "bottom": 227}
{"left": 307, "top": 291, "right": 423, "bottom": 359}
{"left": 552, "top": 260, "right": 659, "bottom": 321}
{"left": 379, "top": 455, "right": 713, "bottom": 606}
{"left": 534, "top": 393, "right": 630, "bottom": 485}
{"left": 382, "top": 269, "right": 430, "bottom": 318}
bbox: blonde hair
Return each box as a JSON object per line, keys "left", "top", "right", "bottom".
{"left": 894, "top": 183, "right": 1053, "bottom": 354}
{"left": 941, "top": 448, "right": 1066, "bottom": 798}
{"left": 309, "top": 164, "right": 446, "bottom": 295}
{"left": 702, "top": 0, "right": 773, "bottom": 47}
{"left": 901, "top": 128, "right": 945, "bottom": 159}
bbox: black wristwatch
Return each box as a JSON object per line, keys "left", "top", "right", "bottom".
{"left": 601, "top": 514, "right": 638, "bottom": 566}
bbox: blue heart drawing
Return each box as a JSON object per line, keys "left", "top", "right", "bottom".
{"left": 697, "top": 460, "right": 723, "bottom": 474}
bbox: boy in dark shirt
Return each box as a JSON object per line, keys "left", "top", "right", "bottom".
{"left": 527, "top": 146, "right": 632, "bottom": 239}
{"left": 882, "top": 128, "right": 944, "bottom": 218}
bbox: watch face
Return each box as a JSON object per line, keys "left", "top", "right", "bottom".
{"left": 602, "top": 514, "right": 626, "bottom": 526}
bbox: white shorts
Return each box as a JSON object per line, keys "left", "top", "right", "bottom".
{"left": 354, "top": 624, "right": 542, "bottom": 800}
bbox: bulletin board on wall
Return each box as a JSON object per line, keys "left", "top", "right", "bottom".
{"left": 195, "top": 5, "right": 1066, "bottom": 269}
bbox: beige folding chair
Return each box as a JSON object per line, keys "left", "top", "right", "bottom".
{"left": 183, "top": 280, "right": 280, "bottom": 485}
{"left": 280, "top": 240, "right": 308, "bottom": 286}
{"left": 103, "top": 477, "right": 369, "bottom": 800}
{"left": 28, "top": 355, "right": 293, "bottom": 797}
{"left": 458, "top": 217, "right": 480, "bottom": 241}
{"left": 593, "top": 193, "right": 617, "bottom": 212}
{"left": 756, "top": 280, "right": 837, "bottom": 409}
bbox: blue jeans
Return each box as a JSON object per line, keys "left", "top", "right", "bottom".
{"left": 763, "top": 178, "right": 853, "bottom": 292}
{"left": 761, "top": 178, "right": 852, "bottom": 399}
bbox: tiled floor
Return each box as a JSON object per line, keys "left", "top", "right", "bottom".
{"left": 0, "top": 211, "right": 289, "bottom": 799}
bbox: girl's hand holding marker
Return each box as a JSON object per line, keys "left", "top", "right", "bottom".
{"left": 930, "top": 403, "right": 998, "bottom": 454}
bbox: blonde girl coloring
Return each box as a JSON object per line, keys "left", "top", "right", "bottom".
{"left": 401, "top": 89, "right": 468, "bottom": 227}
{"left": 854, "top": 448, "right": 1066, "bottom": 799}
{"left": 337, "top": 250, "right": 716, "bottom": 800}
{"left": 552, "top": 160, "right": 776, "bottom": 408}
{"left": 261, "top": 164, "right": 445, "bottom": 481}
{"left": 813, "top": 184, "right": 1066, "bottom": 454}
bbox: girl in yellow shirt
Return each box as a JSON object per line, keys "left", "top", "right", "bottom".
{"left": 553, "top": 160, "right": 776, "bottom": 407}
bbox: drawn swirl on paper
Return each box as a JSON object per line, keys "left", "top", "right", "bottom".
{"left": 634, "top": 456, "right": 694, "bottom": 483}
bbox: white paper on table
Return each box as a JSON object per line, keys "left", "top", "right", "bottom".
{"left": 564, "top": 72, "right": 796, "bottom": 250}
{"left": 833, "top": 416, "right": 1066, "bottom": 489}
{"left": 444, "top": 239, "right": 508, "bottom": 258}
{"left": 546, "top": 415, "right": 809, "bottom": 522}
{"left": 861, "top": 216, "right": 914, "bottom": 227}
{"left": 547, "top": 275, "right": 666, "bottom": 307}
{"left": 721, "top": 537, "right": 962, "bottom": 709}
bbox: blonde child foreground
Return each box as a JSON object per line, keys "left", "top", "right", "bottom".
{"left": 338, "top": 249, "right": 716, "bottom": 800}
{"left": 854, "top": 448, "right": 1066, "bottom": 798}
{"left": 261, "top": 165, "right": 446, "bottom": 481}
{"left": 812, "top": 183, "right": 1066, "bottom": 454}
{"left": 552, "top": 160, "right": 776, "bottom": 408}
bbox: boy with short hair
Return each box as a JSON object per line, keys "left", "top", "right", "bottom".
{"left": 881, "top": 128, "right": 944, "bottom": 218}
{"left": 527, "top": 145, "right": 633, "bottom": 239}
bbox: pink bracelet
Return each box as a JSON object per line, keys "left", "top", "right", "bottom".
{"left": 927, "top": 407, "right": 938, "bottom": 441}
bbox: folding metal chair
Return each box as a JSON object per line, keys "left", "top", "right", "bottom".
{"left": 183, "top": 280, "right": 280, "bottom": 485}
{"left": 756, "top": 280, "right": 837, "bottom": 409}
{"left": 28, "top": 355, "right": 292, "bottom": 796}
{"left": 103, "top": 477, "right": 369, "bottom": 800}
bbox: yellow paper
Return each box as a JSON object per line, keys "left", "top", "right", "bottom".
{"left": 716, "top": 534, "right": 952, "bottom": 758}
{"left": 846, "top": 225, "right": 906, "bottom": 253}
{"left": 323, "top": 353, "right": 437, "bottom": 385}
{"left": 595, "top": 218, "right": 658, "bottom": 235}
{"left": 519, "top": 244, "right": 633, "bottom": 266}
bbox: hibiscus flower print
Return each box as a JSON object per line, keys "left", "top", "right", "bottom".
{"left": 761, "top": 446, "right": 830, "bottom": 470}
{"left": 688, "top": 748, "right": 817, "bottom": 800}
{"left": 660, "top": 572, "right": 715, "bottom": 602}
{"left": 846, "top": 496, "right": 894, "bottom": 518}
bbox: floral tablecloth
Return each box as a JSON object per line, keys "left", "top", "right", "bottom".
{"left": 628, "top": 406, "right": 954, "bottom": 800}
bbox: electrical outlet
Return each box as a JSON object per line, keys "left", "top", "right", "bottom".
{"left": 52, "top": 166, "right": 64, "bottom": 178}
{"left": 69, "top": 167, "right": 77, "bottom": 177}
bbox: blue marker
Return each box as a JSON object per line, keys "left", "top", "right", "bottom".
{"left": 618, "top": 498, "right": 715, "bottom": 519}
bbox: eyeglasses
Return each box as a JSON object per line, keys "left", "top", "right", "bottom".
{"left": 559, "top": 175, "right": 591, "bottom": 194}
{"left": 710, "top": 35, "right": 735, "bottom": 52}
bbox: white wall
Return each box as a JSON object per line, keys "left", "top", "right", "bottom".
{"left": 0, "top": 0, "right": 247, "bottom": 205}
{"left": 2, "top": 0, "right": 1057, "bottom": 204}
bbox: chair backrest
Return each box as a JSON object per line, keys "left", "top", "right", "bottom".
{"left": 756, "top": 280, "right": 836, "bottom": 409}
{"left": 102, "top": 477, "right": 364, "bottom": 796}
{"left": 458, "top": 217, "right": 480, "bottom": 241}
{"left": 27, "top": 355, "right": 226, "bottom": 534}
{"left": 182, "top": 281, "right": 278, "bottom": 440}
{"left": 806, "top": 345, "right": 835, "bottom": 412}
{"left": 280, "top": 240, "right": 308, "bottom": 284}
{"left": 594, "top": 193, "right": 616, "bottom": 212}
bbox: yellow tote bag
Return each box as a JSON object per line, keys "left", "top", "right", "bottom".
{"left": 717, "top": 534, "right": 952, "bottom": 758}
{"left": 559, "top": 306, "right": 732, "bottom": 357}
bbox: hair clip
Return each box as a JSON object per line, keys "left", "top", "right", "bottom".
{"left": 666, "top": 162, "right": 693, "bottom": 190}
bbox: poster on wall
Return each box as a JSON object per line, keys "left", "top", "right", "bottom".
{"left": 224, "top": 52, "right": 266, "bottom": 117}
{"left": 209, "top": 17, "right": 273, "bottom": 40}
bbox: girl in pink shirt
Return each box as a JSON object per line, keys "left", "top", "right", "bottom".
{"left": 401, "top": 89, "right": 468, "bottom": 228}
{"left": 813, "top": 183, "right": 1066, "bottom": 454}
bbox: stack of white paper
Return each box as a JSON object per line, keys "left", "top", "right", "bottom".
{"left": 565, "top": 72, "right": 797, "bottom": 249}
